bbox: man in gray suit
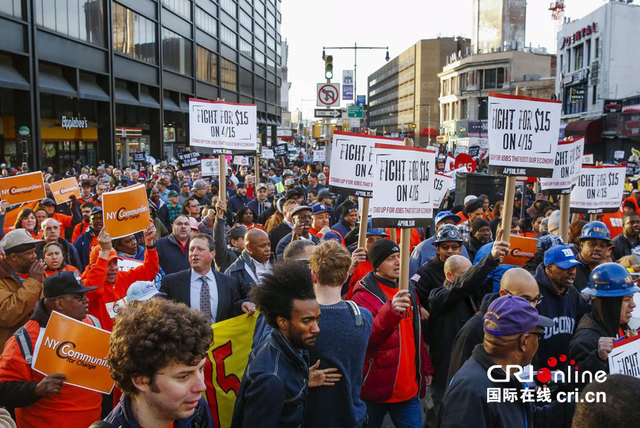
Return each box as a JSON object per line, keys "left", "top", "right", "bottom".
{"left": 160, "top": 233, "right": 255, "bottom": 323}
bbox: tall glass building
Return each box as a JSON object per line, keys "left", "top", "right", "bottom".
{"left": 0, "top": 0, "right": 283, "bottom": 170}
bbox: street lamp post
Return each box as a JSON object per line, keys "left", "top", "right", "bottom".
{"left": 415, "top": 104, "right": 432, "bottom": 147}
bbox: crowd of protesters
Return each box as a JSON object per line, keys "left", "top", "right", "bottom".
{"left": 0, "top": 151, "right": 639, "bottom": 427}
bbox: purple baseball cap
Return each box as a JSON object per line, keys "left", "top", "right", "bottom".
{"left": 483, "top": 295, "right": 553, "bottom": 336}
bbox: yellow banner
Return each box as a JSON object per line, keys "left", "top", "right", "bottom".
{"left": 204, "top": 313, "right": 257, "bottom": 428}
{"left": 32, "top": 311, "right": 114, "bottom": 394}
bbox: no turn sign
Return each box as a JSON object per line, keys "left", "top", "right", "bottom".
{"left": 317, "top": 83, "right": 341, "bottom": 107}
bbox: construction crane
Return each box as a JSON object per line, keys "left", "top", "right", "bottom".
{"left": 549, "top": 0, "right": 565, "bottom": 20}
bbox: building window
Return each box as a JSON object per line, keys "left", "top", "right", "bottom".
{"left": 254, "top": 25, "right": 265, "bottom": 42}
{"left": 220, "top": 58, "right": 237, "bottom": 90}
{"left": 162, "top": 0, "right": 190, "bottom": 20}
{"left": 497, "top": 68, "right": 505, "bottom": 88}
{"left": 479, "top": 97, "right": 488, "bottom": 120}
{"left": 594, "top": 38, "right": 599, "bottom": 59}
{"left": 112, "top": 2, "right": 156, "bottom": 63}
{"left": 574, "top": 44, "right": 583, "bottom": 71}
{"left": 220, "top": 25, "right": 237, "bottom": 48}
{"left": 255, "top": 49, "right": 265, "bottom": 65}
{"left": 36, "top": 0, "right": 104, "bottom": 46}
{"left": 586, "top": 40, "right": 591, "bottom": 66}
{"left": 239, "top": 67, "right": 252, "bottom": 95}
{"left": 566, "top": 49, "right": 571, "bottom": 73}
{"left": 239, "top": 9, "right": 252, "bottom": 29}
{"left": 564, "top": 83, "right": 586, "bottom": 114}
{"left": 255, "top": 75, "right": 265, "bottom": 99}
{"left": 196, "top": 45, "right": 217, "bottom": 84}
{"left": 483, "top": 69, "right": 496, "bottom": 89}
{"left": 239, "top": 38, "right": 252, "bottom": 58}
{"left": 220, "top": 0, "right": 236, "bottom": 18}
{"left": 0, "top": 0, "right": 22, "bottom": 18}
{"left": 592, "top": 84, "right": 597, "bottom": 105}
{"left": 460, "top": 99, "right": 468, "bottom": 119}
{"left": 162, "top": 28, "right": 192, "bottom": 75}
{"left": 195, "top": 8, "right": 217, "bottom": 37}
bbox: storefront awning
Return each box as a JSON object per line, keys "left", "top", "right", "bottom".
{"left": 163, "top": 95, "right": 181, "bottom": 112}
{"left": 179, "top": 98, "right": 189, "bottom": 113}
{"left": 622, "top": 105, "right": 640, "bottom": 114}
{"left": 114, "top": 86, "right": 138, "bottom": 106}
{"left": 39, "top": 70, "right": 78, "bottom": 98}
{"left": 139, "top": 93, "right": 160, "bottom": 109}
{"left": 78, "top": 78, "right": 109, "bottom": 102}
{"left": 0, "top": 62, "right": 29, "bottom": 91}
{"left": 564, "top": 118, "right": 603, "bottom": 145}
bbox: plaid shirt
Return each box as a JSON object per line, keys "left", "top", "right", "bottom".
{"left": 167, "top": 203, "right": 182, "bottom": 224}
{"left": 458, "top": 220, "right": 471, "bottom": 242}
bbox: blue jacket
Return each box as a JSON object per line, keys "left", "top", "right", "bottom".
{"left": 102, "top": 394, "right": 212, "bottom": 428}
{"left": 231, "top": 329, "right": 309, "bottom": 428}
{"left": 156, "top": 234, "right": 190, "bottom": 275}
{"left": 73, "top": 228, "right": 99, "bottom": 271}
{"left": 473, "top": 242, "right": 515, "bottom": 293}
{"left": 329, "top": 219, "right": 352, "bottom": 241}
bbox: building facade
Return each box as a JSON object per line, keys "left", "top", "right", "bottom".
{"left": 556, "top": 0, "right": 640, "bottom": 161}
{"left": 438, "top": 48, "right": 556, "bottom": 153}
{"left": 471, "top": 0, "right": 526, "bottom": 54}
{"left": 0, "top": 0, "right": 283, "bottom": 170}
{"left": 366, "top": 37, "right": 470, "bottom": 148}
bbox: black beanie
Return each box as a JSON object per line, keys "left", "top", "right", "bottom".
{"left": 471, "top": 218, "right": 490, "bottom": 234}
{"left": 464, "top": 197, "right": 484, "bottom": 216}
{"left": 368, "top": 239, "right": 400, "bottom": 270}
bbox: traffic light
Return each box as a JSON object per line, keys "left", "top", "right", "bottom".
{"left": 324, "top": 55, "right": 333, "bottom": 80}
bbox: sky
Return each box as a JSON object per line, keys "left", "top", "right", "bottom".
{"left": 281, "top": 0, "right": 608, "bottom": 120}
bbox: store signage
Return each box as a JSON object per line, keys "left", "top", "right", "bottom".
{"left": 561, "top": 22, "right": 598, "bottom": 49}
{"left": 604, "top": 100, "right": 622, "bottom": 113}
{"left": 61, "top": 116, "right": 88, "bottom": 130}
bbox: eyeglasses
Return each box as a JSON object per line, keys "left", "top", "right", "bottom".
{"left": 504, "top": 289, "right": 543, "bottom": 306}
{"left": 439, "top": 243, "right": 461, "bottom": 251}
{"left": 59, "top": 294, "right": 87, "bottom": 302}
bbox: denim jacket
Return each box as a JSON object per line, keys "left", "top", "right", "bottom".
{"left": 231, "top": 329, "right": 309, "bottom": 428}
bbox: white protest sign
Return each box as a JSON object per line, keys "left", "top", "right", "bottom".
{"left": 608, "top": 335, "right": 640, "bottom": 378}
{"left": 539, "top": 138, "right": 584, "bottom": 193}
{"left": 200, "top": 158, "right": 220, "bottom": 177}
{"left": 570, "top": 166, "right": 625, "bottom": 214}
{"left": 371, "top": 144, "right": 437, "bottom": 228}
{"left": 442, "top": 166, "right": 468, "bottom": 191}
{"left": 432, "top": 172, "right": 452, "bottom": 209}
{"left": 189, "top": 99, "right": 257, "bottom": 153}
{"left": 582, "top": 153, "right": 594, "bottom": 165}
{"left": 313, "top": 149, "right": 326, "bottom": 163}
{"left": 488, "top": 93, "right": 561, "bottom": 176}
{"left": 261, "top": 149, "right": 275, "bottom": 160}
{"left": 328, "top": 131, "right": 402, "bottom": 197}
{"left": 233, "top": 156, "right": 249, "bottom": 166}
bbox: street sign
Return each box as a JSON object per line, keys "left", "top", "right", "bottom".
{"left": 347, "top": 106, "right": 364, "bottom": 118}
{"left": 356, "top": 95, "right": 366, "bottom": 106}
{"left": 317, "top": 83, "right": 340, "bottom": 107}
{"left": 314, "top": 109, "right": 342, "bottom": 118}
{"left": 343, "top": 70, "right": 354, "bottom": 101}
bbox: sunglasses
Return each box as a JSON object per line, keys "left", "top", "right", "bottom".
{"left": 439, "top": 243, "right": 461, "bottom": 251}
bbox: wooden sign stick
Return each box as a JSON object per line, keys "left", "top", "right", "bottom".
{"left": 218, "top": 155, "right": 227, "bottom": 205}
{"left": 559, "top": 194, "right": 571, "bottom": 243}
{"left": 357, "top": 197, "right": 370, "bottom": 249}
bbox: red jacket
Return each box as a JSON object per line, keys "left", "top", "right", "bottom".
{"left": 82, "top": 247, "right": 159, "bottom": 331}
{"left": 351, "top": 272, "right": 433, "bottom": 403}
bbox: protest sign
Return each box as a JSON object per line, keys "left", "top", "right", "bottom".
{"left": 0, "top": 172, "right": 46, "bottom": 205}
{"left": 102, "top": 184, "right": 151, "bottom": 239}
{"left": 189, "top": 99, "right": 257, "bottom": 153}
{"left": 204, "top": 313, "right": 258, "bottom": 428}
{"left": 432, "top": 172, "right": 453, "bottom": 209}
{"left": 487, "top": 93, "right": 561, "bottom": 177}
{"left": 201, "top": 158, "right": 220, "bottom": 177}
{"left": 313, "top": 149, "right": 326, "bottom": 163}
{"left": 582, "top": 153, "right": 594, "bottom": 165}
{"left": 233, "top": 156, "right": 249, "bottom": 166}
{"left": 501, "top": 236, "right": 538, "bottom": 266}
{"left": 454, "top": 153, "right": 477, "bottom": 172}
{"left": 273, "top": 143, "right": 288, "bottom": 158}
{"left": 261, "top": 148, "right": 274, "bottom": 160}
{"left": 539, "top": 138, "right": 585, "bottom": 193}
{"left": 32, "top": 311, "right": 113, "bottom": 394}
{"left": 570, "top": 166, "right": 626, "bottom": 214}
{"left": 370, "top": 144, "right": 436, "bottom": 228}
{"left": 328, "top": 131, "right": 403, "bottom": 197}
{"left": 49, "top": 177, "right": 81, "bottom": 204}
{"left": 608, "top": 334, "right": 640, "bottom": 378}
{"left": 133, "top": 152, "right": 146, "bottom": 162}
{"left": 178, "top": 151, "right": 201, "bottom": 169}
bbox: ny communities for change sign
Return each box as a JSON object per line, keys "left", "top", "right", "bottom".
{"left": 189, "top": 99, "right": 257, "bottom": 153}
{"left": 371, "top": 144, "right": 436, "bottom": 228}
{"left": 328, "top": 131, "right": 403, "bottom": 197}
{"left": 488, "top": 93, "right": 561, "bottom": 177}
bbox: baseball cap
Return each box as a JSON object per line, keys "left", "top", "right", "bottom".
{"left": 483, "top": 295, "right": 553, "bottom": 336}
{"left": 0, "top": 229, "right": 43, "bottom": 254}
{"left": 256, "top": 183, "right": 268, "bottom": 191}
{"left": 543, "top": 245, "right": 580, "bottom": 269}
{"left": 291, "top": 205, "right": 312, "bottom": 217}
{"left": 43, "top": 271, "right": 98, "bottom": 298}
{"left": 463, "top": 194, "right": 478, "bottom": 205}
{"left": 90, "top": 207, "right": 103, "bottom": 216}
{"left": 548, "top": 210, "right": 560, "bottom": 232}
{"left": 311, "top": 203, "right": 331, "bottom": 215}
{"left": 40, "top": 198, "right": 57, "bottom": 206}
{"left": 317, "top": 189, "right": 332, "bottom": 200}
{"left": 125, "top": 281, "right": 166, "bottom": 303}
{"left": 366, "top": 219, "right": 389, "bottom": 237}
{"left": 168, "top": 190, "right": 179, "bottom": 197}
{"left": 434, "top": 210, "right": 462, "bottom": 225}
{"left": 188, "top": 217, "right": 200, "bottom": 230}
{"left": 192, "top": 179, "right": 207, "bottom": 191}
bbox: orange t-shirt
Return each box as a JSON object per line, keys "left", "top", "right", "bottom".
{"left": 378, "top": 281, "right": 419, "bottom": 402}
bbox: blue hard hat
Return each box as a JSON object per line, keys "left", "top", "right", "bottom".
{"left": 366, "top": 219, "right": 389, "bottom": 237}
{"left": 582, "top": 262, "right": 640, "bottom": 297}
{"left": 433, "top": 224, "right": 463, "bottom": 244}
{"left": 579, "top": 221, "right": 611, "bottom": 242}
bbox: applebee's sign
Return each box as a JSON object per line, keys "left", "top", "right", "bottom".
{"left": 61, "top": 116, "right": 89, "bottom": 130}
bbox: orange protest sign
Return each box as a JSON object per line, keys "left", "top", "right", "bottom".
{"left": 102, "top": 184, "right": 151, "bottom": 239}
{"left": 502, "top": 235, "right": 538, "bottom": 267}
{"left": 49, "top": 177, "right": 81, "bottom": 204}
{"left": 32, "top": 311, "right": 114, "bottom": 394}
{"left": 0, "top": 172, "right": 46, "bottom": 204}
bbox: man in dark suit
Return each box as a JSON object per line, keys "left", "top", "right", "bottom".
{"left": 160, "top": 233, "right": 255, "bottom": 323}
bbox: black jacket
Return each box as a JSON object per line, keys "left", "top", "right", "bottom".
{"left": 611, "top": 233, "right": 639, "bottom": 261}
{"left": 447, "top": 292, "right": 498, "bottom": 383}
{"left": 212, "top": 216, "right": 241, "bottom": 272}
{"left": 231, "top": 329, "right": 309, "bottom": 428}
{"left": 224, "top": 251, "right": 259, "bottom": 299}
{"left": 427, "top": 253, "right": 499, "bottom": 395}
{"left": 160, "top": 269, "right": 243, "bottom": 322}
{"left": 414, "top": 256, "right": 445, "bottom": 313}
{"left": 156, "top": 234, "right": 190, "bottom": 275}
{"left": 464, "top": 236, "right": 485, "bottom": 263}
{"left": 568, "top": 313, "right": 610, "bottom": 381}
{"left": 268, "top": 222, "right": 292, "bottom": 255}
{"left": 572, "top": 257, "right": 592, "bottom": 292}
{"left": 533, "top": 264, "right": 591, "bottom": 370}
